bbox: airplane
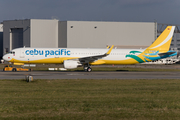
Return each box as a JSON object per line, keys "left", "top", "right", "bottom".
{"left": 3, "top": 26, "right": 177, "bottom": 72}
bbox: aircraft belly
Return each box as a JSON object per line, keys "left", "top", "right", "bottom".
{"left": 103, "top": 58, "right": 140, "bottom": 65}
{"left": 90, "top": 57, "right": 140, "bottom": 65}
{"left": 10, "top": 57, "right": 78, "bottom": 64}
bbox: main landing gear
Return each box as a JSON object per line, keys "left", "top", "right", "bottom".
{"left": 83, "top": 64, "right": 92, "bottom": 72}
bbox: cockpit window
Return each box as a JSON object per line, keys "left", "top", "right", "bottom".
{"left": 8, "top": 51, "right": 15, "bottom": 54}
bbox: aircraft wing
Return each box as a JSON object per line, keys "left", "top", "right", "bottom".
{"left": 78, "top": 45, "right": 114, "bottom": 63}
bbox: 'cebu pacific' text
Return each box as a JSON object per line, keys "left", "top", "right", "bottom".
{"left": 25, "top": 49, "right": 71, "bottom": 57}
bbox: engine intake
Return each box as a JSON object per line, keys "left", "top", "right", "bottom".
{"left": 63, "top": 60, "right": 82, "bottom": 69}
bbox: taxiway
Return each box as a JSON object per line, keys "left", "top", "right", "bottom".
{"left": 0, "top": 71, "right": 179, "bottom": 80}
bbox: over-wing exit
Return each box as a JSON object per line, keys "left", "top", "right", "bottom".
{"left": 3, "top": 26, "right": 177, "bottom": 72}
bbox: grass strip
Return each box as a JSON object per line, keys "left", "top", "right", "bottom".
{"left": 0, "top": 79, "right": 180, "bottom": 119}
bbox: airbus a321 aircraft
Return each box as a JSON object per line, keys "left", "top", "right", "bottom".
{"left": 3, "top": 26, "right": 177, "bottom": 72}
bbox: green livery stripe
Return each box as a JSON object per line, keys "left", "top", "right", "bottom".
{"left": 126, "top": 55, "right": 144, "bottom": 63}
{"left": 129, "top": 51, "right": 142, "bottom": 54}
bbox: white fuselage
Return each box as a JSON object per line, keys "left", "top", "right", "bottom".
{"left": 3, "top": 47, "right": 145, "bottom": 64}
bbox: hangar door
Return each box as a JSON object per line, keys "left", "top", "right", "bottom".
{"left": 11, "top": 28, "right": 23, "bottom": 49}
{"left": 0, "top": 32, "right": 3, "bottom": 58}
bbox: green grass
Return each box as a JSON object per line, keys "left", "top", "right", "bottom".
{"left": 1, "top": 79, "right": 180, "bottom": 119}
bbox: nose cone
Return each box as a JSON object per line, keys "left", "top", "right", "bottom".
{"left": 3, "top": 54, "right": 10, "bottom": 61}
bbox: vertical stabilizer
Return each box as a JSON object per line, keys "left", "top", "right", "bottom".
{"left": 136, "top": 26, "right": 176, "bottom": 63}
{"left": 146, "top": 26, "right": 175, "bottom": 52}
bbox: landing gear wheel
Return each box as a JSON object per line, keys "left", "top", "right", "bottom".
{"left": 83, "top": 63, "right": 92, "bottom": 72}
{"left": 84, "top": 67, "right": 88, "bottom": 72}
{"left": 87, "top": 67, "right": 92, "bottom": 72}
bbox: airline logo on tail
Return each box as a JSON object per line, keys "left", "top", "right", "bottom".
{"left": 147, "top": 26, "right": 175, "bottom": 51}
{"left": 126, "top": 26, "right": 176, "bottom": 63}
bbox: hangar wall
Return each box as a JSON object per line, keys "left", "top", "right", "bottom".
{"left": 58, "top": 21, "right": 67, "bottom": 47}
{"left": 3, "top": 19, "right": 30, "bottom": 53}
{"left": 170, "top": 33, "right": 180, "bottom": 50}
{"left": 0, "top": 24, "right": 3, "bottom": 58}
{"left": 31, "top": 19, "right": 58, "bottom": 48}
{"left": 3, "top": 19, "right": 59, "bottom": 55}
{"left": 3, "top": 19, "right": 156, "bottom": 55}
{"left": 65, "top": 21, "right": 156, "bottom": 48}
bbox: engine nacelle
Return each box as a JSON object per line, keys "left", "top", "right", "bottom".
{"left": 63, "top": 60, "right": 82, "bottom": 69}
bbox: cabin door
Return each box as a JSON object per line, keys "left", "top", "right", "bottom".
{"left": 20, "top": 49, "right": 25, "bottom": 58}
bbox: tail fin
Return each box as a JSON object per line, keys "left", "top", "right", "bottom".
{"left": 145, "top": 26, "right": 175, "bottom": 53}
{"left": 136, "top": 26, "right": 176, "bottom": 63}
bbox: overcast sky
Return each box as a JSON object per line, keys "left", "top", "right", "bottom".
{"left": 0, "top": 0, "right": 180, "bottom": 24}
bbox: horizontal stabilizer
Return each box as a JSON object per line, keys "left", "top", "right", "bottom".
{"left": 158, "top": 51, "right": 176, "bottom": 57}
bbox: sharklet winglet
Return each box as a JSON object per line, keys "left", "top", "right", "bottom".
{"left": 106, "top": 45, "right": 114, "bottom": 55}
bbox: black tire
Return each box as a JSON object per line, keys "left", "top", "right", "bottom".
{"left": 87, "top": 67, "right": 92, "bottom": 72}
{"left": 12, "top": 68, "right": 17, "bottom": 72}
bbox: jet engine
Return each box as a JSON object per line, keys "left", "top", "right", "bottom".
{"left": 63, "top": 60, "right": 82, "bottom": 69}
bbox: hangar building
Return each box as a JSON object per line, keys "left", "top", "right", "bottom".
{"left": 2, "top": 19, "right": 156, "bottom": 57}
{"left": 59, "top": 21, "right": 156, "bottom": 48}
{"left": 3, "top": 19, "right": 58, "bottom": 53}
{"left": 0, "top": 24, "right": 3, "bottom": 58}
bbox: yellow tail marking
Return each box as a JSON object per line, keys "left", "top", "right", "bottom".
{"left": 146, "top": 26, "right": 175, "bottom": 52}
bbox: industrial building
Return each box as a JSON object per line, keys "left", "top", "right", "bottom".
{"left": 59, "top": 21, "right": 156, "bottom": 48}
{"left": 3, "top": 19, "right": 58, "bottom": 52}
{"left": 2, "top": 19, "right": 156, "bottom": 56}
{"left": 1, "top": 19, "right": 180, "bottom": 61}
{"left": 0, "top": 24, "right": 3, "bottom": 58}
